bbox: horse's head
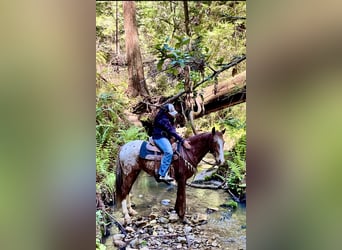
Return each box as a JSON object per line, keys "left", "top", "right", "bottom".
{"left": 209, "top": 127, "right": 226, "bottom": 165}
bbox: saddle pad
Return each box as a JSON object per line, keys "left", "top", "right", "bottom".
{"left": 146, "top": 143, "right": 161, "bottom": 152}
{"left": 139, "top": 141, "right": 162, "bottom": 160}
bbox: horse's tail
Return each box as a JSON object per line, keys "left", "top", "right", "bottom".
{"left": 115, "top": 155, "right": 124, "bottom": 208}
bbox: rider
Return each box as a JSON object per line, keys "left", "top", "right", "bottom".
{"left": 152, "top": 103, "right": 191, "bottom": 182}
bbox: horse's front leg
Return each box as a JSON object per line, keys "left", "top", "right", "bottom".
{"left": 175, "top": 178, "right": 187, "bottom": 222}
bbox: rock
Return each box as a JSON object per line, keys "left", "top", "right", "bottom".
{"left": 114, "top": 239, "right": 127, "bottom": 248}
{"left": 184, "top": 225, "right": 192, "bottom": 233}
{"left": 161, "top": 199, "right": 170, "bottom": 205}
{"left": 149, "top": 212, "right": 158, "bottom": 219}
{"left": 158, "top": 217, "right": 169, "bottom": 224}
{"left": 149, "top": 219, "right": 157, "bottom": 225}
{"left": 125, "top": 226, "right": 135, "bottom": 233}
{"left": 206, "top": 207, "right": 219, "bottom": 213}
{"left": 113, "top": 233, "right": 125, "bottom": 241}
{"left": 191, "top": 213, "right": 208, "bottom": 223}
{"left": 167, "top": 225, "right": 174, "bottom": 233}
{"left": 177, "top": 236, "right": 187, "bottom": 243}
{"left": 129, "top": 238, "right": 142, "bottom": 248}
{"left": 168, "top": 213, "right": 179, "bottom": 223}
{"left": 135, "top": 220, "right": 147, "bottom": 227}
{"left": 192, "top": 167, "right": 218, "bottom": 182}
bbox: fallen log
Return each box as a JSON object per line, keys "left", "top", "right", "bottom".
{"left": 194, "top": 71, "right": 246, "bottom": 119}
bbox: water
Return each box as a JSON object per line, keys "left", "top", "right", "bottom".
{"left": 106, "top": 169, "right": 246, "bottom": 249}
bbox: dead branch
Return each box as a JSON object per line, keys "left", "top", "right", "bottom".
{"left": 161, "top": 55, "right": 246, "bottom": 105}
{"left": 186, "top": 182, "right": 222, "bottom": 189}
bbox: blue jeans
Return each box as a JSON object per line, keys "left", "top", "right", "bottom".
{"left": 154, "top": 137, "right": 173, "bottom": 177}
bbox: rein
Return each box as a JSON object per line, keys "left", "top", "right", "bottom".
{"left": 201, "top": 158, "right": 217, "bottom": 166}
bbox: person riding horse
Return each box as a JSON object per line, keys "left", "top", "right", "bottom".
{"left": 152, "top": 103, "right": 191, "bottom": 182}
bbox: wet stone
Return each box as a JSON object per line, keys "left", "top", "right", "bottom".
{"left": 206, "top": 206, "right": 219, "bottom": 213}
{"left": 169, "top": 213, "right": 179, "bottom": 222}
{"left": 113, "top": 233, "right": 125, "bottom": 241}
{"left": 158, "top": 217, "right": 169, "bottom": 224}
{"left": 113, "top": 239, "right": 126, "bottom": 248}
{"left": 177, "top": 236, "right": 187, "bottom": 243}
{"left": 125, "top": 226, "right": 135, "bottom": 233}
{"left": 184, "top": 225, "right": 192, "bottom": 233}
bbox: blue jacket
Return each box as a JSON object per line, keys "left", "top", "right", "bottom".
{"left": 152, "top": 110, "right": 184, "bottom": 143}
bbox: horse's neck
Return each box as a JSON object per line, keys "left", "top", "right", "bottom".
{"left": 187, "top": 133, "right": 211, "bottom": 165}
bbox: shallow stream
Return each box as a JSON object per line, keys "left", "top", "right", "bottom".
{"left": 105, "top": 167, "right": 246, "bottom": 249}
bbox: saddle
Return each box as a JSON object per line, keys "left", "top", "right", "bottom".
{"left": 139, "top": 137, "right": 179, "bottom": 161}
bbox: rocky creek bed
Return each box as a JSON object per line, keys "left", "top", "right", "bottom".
{"left": 108, "top": 205, "right": 245, "bottom": 250}
{"left": 104, "top": 169, "right": 246, "bottom": 250}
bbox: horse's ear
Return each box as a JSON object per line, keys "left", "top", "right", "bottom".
{"left": 222, "top": 128, "right": 226, "bottom": 134}
{"left": 212, "top": 127, "right": 216, "bottom": 135}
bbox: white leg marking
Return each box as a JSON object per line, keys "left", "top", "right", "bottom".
{"left": 127, "top": 194, "right": 138, "bottom": 216}
{"left": 122, "top": 199, "right": 131, "bottom": 223}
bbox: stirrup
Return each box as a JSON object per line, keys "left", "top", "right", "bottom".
{"left": 159, "top": 173, "right": 174, "bottom": 182}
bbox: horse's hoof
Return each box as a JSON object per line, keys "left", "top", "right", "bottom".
{"left": 124, "top": 216, "right": 132, "bottom": 225}
{"left": 129, "top": 208, "right": 138, "bottom": 216}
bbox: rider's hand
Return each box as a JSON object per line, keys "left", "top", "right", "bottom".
{"left": 183, "top": 140, "right": 191, "bottom": 149}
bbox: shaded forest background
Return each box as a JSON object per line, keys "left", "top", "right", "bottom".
{"left": 96, "top": 1, "right": 246, "bottom": 247}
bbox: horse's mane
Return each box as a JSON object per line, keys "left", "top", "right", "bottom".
{"left": 187, "top": 132, "right": 212, "bottom": 143}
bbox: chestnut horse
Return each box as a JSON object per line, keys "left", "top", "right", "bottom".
{"left": 115, "top": 127, "right": 225, "bottom": 223}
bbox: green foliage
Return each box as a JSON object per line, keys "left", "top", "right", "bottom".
{"left": 103, "top": 172, "right": 116, "bottom": 197}
{"left": 117, "top": 126, "right": 148, "bottom": 145}
{"left": 96, "top": 210, "right": 108, "bottom": 250}
{"left": 226, "top": 134, "right": 246, "bottom": 198}
{"left": 226, "top": 200, "right": 238, "bottom": 209}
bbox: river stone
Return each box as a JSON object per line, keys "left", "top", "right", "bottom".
{"left": 161, "top": 199, "right": 171, "bottom": 205}
{"left": 149, "top": 212, "right": 158, "bottom": 219}
{"left": 113, "top": 233, "right": 125, "bottom": 241}
{"left": 184, "top": 225, "right": 192, "bottom": 233}
{"left": 114, "top": 239, "right": 127, "bottom": 248}
{"left": 191, "top": 213, "right": 208, "bottom": 223}
{"left": 135, "top": 220, "right": 147, "bottom": 227}
{"left": 125, "top": 226, "right": 135, "bottom": 233}
{"left": 158, "top": 217, "right": 169, "bottom": 224}
{"left": 149, "top": 219, "right": 157, "bottom": 225}
{"left": 206, "top": 207, "right": 219, "bottom": 213}
{"left": 177, "top": 236, "right": 187, "bottom": 243}
{"left": 192, "top": 168, "right": 217, "bottom": 182}
{"left": 169, "top": 213, "right": 179, "bottom": 222}
{"left": 129, "top": 238, "right": 138, "bottom": 248}
{"left": 167, "top": 225, "right": 174, "bottom": 233}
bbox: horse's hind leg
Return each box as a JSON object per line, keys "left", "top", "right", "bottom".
{"left": 121, "top": 169, "right": 141, "bottom": 224}
{"left": 127, "top": 193, "right": 138, "bottom": 216}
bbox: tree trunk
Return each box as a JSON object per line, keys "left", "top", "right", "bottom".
{"left": 123, "top": 1, "right": 149, "bottom": 97}
{"left": 115, "top": 1, "right": 120, "bottom": 55}
{"left": 183, "top": 0, "right": 191, "bottom": 36}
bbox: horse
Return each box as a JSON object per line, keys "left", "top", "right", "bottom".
{"left": 115, "top": 127, "right": 226, "bottom": 224}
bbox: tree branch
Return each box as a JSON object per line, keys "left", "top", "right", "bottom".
{"left": 161, "top": 55, "right": 246, "bottom": 105}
